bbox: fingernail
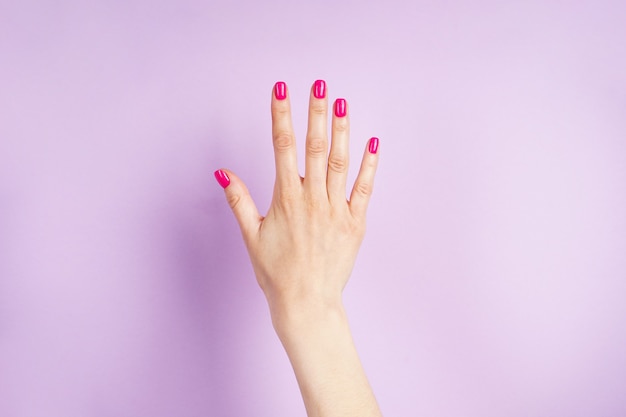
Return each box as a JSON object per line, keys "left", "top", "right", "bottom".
{"left": 274, "top": 81, "right": 286, "bottom": 100}
{"left": 334, "top": 98, "right": 346, "bottom": 117}
{"left": 368, "top": 137, "right": 379, "bottom": 154}
{"left": 313, "top": 79, "right": 326, "bottom": 99}
{"left": 214, "top": 169, "right": 230, "bottom": 188}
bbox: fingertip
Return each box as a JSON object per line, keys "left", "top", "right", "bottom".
{"left": 214, "top": 169, "right": 262, "bottom": 236}
{"left": 312, "top": 79, "right": 327, "bottom": 99}
{"left": 334, "top": 98, "right": 347, "bottom": 118}
{"left": 349, "top": 137, "right": 380, "bottom": 217}
{"left": 214, "top": 169, "right": 231, "bottom": 189}
{"left": 274, "top": 81, "right": 287, "bottom": 100}
{"left": 368, "top": 137, "right": 379, "bottom": 155}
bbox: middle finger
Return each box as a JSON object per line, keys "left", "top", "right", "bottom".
{"left": 304, "top": 79, "right": 329, "bottom": 199}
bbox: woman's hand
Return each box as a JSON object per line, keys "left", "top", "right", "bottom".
{"left": 214, "top": 80, "right": 379, "bottom": 324}
{"left": 214, "top": 79, "right": 382, "bottom": 417}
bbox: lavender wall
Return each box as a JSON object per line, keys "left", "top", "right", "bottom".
{"left": 2, "top": 1, "right": 625, "bottom": 416}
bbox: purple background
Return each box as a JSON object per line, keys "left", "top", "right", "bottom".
{"left": 2, "top": 1, "right": 626, "bottom": 416}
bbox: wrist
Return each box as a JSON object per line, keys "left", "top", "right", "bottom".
{"left": 268, "top": 293, "right": 347, "bottom": 342}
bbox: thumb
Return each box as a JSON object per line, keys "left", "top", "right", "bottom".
{"left": 214, "top": 169, "right": 261, "bottom": 240}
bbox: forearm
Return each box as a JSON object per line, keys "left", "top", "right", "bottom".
{"left": 271, "top": 299, "right": 383, "bottom": 417}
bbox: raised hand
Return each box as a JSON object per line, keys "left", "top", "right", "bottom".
{"left": 214, "top": 80, "right": 382, "bottom": 417}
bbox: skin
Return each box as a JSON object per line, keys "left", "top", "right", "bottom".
{"left": 217, "top": 81, "right": 382, "bottom": 417}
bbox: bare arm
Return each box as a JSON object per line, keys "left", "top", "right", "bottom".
{"left": 214, "top": 79, "right": 382, "bottom": 417}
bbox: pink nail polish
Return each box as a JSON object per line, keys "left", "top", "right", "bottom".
{"left": 214, "top": 169, "right": 230, "bottom": 188}
{"left": 275, "top": 81, "right": 286, "bottom": 100}
{"left": 334, "top": 98, "right": 346, "bottom": 117}
{"left": 313, "top": 79, "right": 326, "bottom": 99}
{"left": 368, "top": 137, "right": 379, "bottom": 154}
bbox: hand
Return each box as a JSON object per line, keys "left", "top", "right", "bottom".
{"left": 214, "top": 80, "right": 383, "bottom": 417}
{"left": 214, "top": 80, "right": 379, "bottom": 323}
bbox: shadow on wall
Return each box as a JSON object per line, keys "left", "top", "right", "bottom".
{"left": 88, "top": 124, "right": 268, "bottom": 417}
{"left": 157, "top": 126, "right": 264, "bottom": 417}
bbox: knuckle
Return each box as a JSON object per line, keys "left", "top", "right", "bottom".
{"left": 273, "top": 132, "right": 294, "bottom": 152}
{"left": 354, "top": 181, "right": 372, "bottom": 197}
{"left": 350, "top": 218, "right": 366, "bottom": 237}
{"left": 306, "top": 137, "right": 327, "bottom": 157}
{"left": 336, "top": 215, "right": 365, "bottom": 239}
{"left": 346, "top": 212, "right": 367, "bottom": 236}
{"left": 273, "top": 104, "right": 290, "bottom": 117}
{"left": 333, "top": 120, "right": 349, "bottom": 133}
{"left": 306, "top": 196, "right": 324, "bottom": 211}
{"left": 365, "top": 156, "right": 378, "bottom": 169}
{"left": 226, "top": 192, "right": 242, "bottom": 210}
{"left": 310, "top": 104, "right": 326, "bottom": 116}
{"left": 354, "top": 222, "right": 366, "bottom": 238}
{"left": 327, "top": 154, "right": 348, "bottom": 173}
{"left": 277, "top": 188, "right": 299, "bottom": 208}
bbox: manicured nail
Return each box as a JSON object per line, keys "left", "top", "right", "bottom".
{"left": 368, "top": 137, "right": 379, "bottom": 154}
{"left": 334, "top": 98, "right": 346, "bottom": 117}
{"left": 313, "top": 79, "right": 326, "bottom": 99}
{"left": 274, "top": 81, "right": 286, "bottom": 100}
{"left": 214, "top": 169, "right": 230, "bottom": 188}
